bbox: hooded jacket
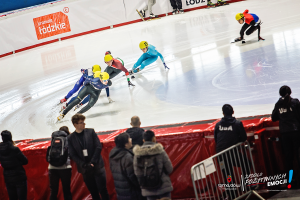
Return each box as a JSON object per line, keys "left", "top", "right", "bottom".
{"left": 272, "top": 97, "right": 300, "bottom": 133}
{"left": 133, "top": 142, "right": 173, "bottom": 197}
{"left": 126, "top": 127, "right": 144, "bottom": 147}
{"left": 0, "top": 142, "right": 28, "bottom": 184}
{"left": 214, "top": 116, "right": 247, "bottom": 153}
{"left": 109, "top": 147, "right": 144, "bottom": 200}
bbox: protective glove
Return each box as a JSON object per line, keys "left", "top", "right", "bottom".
{"left": 163, "top": 62, "right": 169, "bottom": 69}
{"left": 128, "top": 81, "right": 135, "bottom": 87}
{"left": 258, "top": 36, "right": 265, "bottom": 41}
{"left": 60, "top": 97, "right": 67, "bottom": 103}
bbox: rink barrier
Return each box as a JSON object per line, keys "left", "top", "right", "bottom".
{"left": 191, "top": 141, "right": 265, "bottom": 200}
{"left": 0, "top": 0, "right": 244, "bottom": 59}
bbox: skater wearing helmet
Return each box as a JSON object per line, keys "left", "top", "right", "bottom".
{"left": 233, "top": 9, "right": 265, "bottom": 43}
{"left": 104, "top": 51, "right": 135, "bottom": 87}
{"left": 57, "top": 72, "right": 112, "bottom": 121}
{"left": 130, "top": 41, "right": 168, "bottom": 77}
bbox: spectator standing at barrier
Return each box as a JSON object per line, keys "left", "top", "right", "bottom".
{"left": 133, "top": 130, "right": 173, "bottom": 200}
{"left": 0, "top": 130, "right": 28, "bottom": 200}
{"left": 126, "top": 116, "right": 145, "bottom": 148}
{"left": 109, "top": 132, "right": 145, "bottom": 200}
{"left": 169, "top": 0, "right": 183, "bottom": 14}
{"left": 214, "top": 104, "right": 249, "bottom": 198}
{"left": 46, "top": 127, "right": 72, "bottom": 200}
{"left": 68, "top": 114, "right": 109, "bottom": 200}
{"left": 272, "top": 85, "right": 300, "bottom": 187}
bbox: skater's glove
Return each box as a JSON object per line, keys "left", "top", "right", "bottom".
{"left": 163, "top": 63, "right": 169, "bottom": 69}
{"left": 60, "top": 97, "right": 67, "bottom": 103}
{"left": 242, "top": 39, "right": 246, "bottom": 44}
{"left": 80, "top": 69, "right": 86, "bottom": 74}
{"left": 128, "top": 81, "right": 135, "bottom": 87}
{"left": 258, "top": 36, "right": 265, "bottom": 41}
{"left": 108, "top": 97, "right": 114, "bottom": 103}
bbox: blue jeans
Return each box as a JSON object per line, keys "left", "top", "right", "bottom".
{"left": 132, "top": 54, "right": 158, "bottom": 73}
{"left": 6, "top": 180, "right": 27, "bottom": 200}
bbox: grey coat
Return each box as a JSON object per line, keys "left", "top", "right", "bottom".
{"left": 133, "top": 142, "right": 173, "bottom": 197}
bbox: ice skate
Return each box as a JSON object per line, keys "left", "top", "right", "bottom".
{"left": 172, "top": 9, "right": 177, "bottom": 15}
{"left": 57, "top": 114, "right": 65, "bottom": 121}
{"left": 149, "top": 13, "right": 159, "bottom": 19}
{"left": 207, "top": 1, "right": 216, "bottom": 8}
{"left": 108, "top": 97, "right": 114, "bottom": 103}
{"left": 217, "top": 0, "right": 229, "bottom": 6}
{"left": 73, "top": 104, "right": 82, "bottom": 111}
{"left": 60, "top": 102, "right": 67, "bottom": 113}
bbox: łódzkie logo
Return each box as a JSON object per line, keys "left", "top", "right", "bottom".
{"left": 33, "top": 12, "right": 71, "bottom": 40}
{"left": 227, "top": 175, "right": 232, "bottom": 183}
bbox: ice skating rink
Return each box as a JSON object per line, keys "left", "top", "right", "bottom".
{"left": 1, "top": 0, "right": 300, "bottom": 140}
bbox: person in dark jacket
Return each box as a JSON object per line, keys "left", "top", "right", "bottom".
{"left": 0, "top": 130, "right": 28, "bottom": 200}
{"left": 133, "top": 130, "right": 173, "bottom": 200}
{"left": 126, "top": 116, "right": 144, "bottom": 147}
{"left": 272, "top": 85, "right": 300, "bottom": 185}
{"left": 214, "top": 104, "right": 249, "bottom": 198}
{"left": 109, "top": 132, "right": 144, "bottom": 200}
{"left": 46, "top": 128, "right": 72, "bottom": 200}
{"left": 68, "top": 114, "right": 109, "bottom": 200}
{"left": 214, "top": 104, "right": 247, "bottom": 153}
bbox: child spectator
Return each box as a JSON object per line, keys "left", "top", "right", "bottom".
{"left": 133, "top": 130, "right": 173, "bottom": 200}
{"left": 0, "top": 130, "right": 28, "bottom": 200}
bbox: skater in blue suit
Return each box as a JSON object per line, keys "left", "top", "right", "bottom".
{"left": 131, "top": 41, "right": 169, "bottom": 76}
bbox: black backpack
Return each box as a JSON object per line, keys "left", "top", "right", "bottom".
{"left": 46, "top": 131, "right": 69, "bottom": 167}
{"left": 136, "top": 155, "right": 162, "bottom": 189}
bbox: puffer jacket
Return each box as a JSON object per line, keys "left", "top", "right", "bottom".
{"left": 126, "top": 127, "right": 144, "bottom": 147}
{"left": 0, "top": 142, "right": 28, "bottom": 184}
{"left": 109, "top": 147, "right": 144, "bottom": 200}
{"left": 133, "top": 142, "right": 173, "bottom": 197}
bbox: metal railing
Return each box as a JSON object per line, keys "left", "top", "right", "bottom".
{"left": 191, "top": 141, "right": 265, "bottom": 200}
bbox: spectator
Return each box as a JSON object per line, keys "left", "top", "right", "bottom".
{"left": 214, "top": 104, "right": 248, "bottom": 198}
{"left": 214, "top": 104, "right": 247, "bottom": 153}
{"left": 59, "top": 126, "right": 71, "bottom": 135}
{"left": 68, "top": 114, "right": 109, "bottom": 200}
{"left": 0, "top": 130, "right": 28, "bottom": 200}
{"left": 46, "top": 128, "right": 72, "bottom": 200}
{"left": 109, "top": 132, "right": 144, "bottom": 200}
{"left": 133, "top": 130, "right": 173, "bottom": 200}
{"left": 272, "top": 85, "right": 300, "bottom": 185}
{"left": 169, "top": 0, "right": 183, "bottom": 14}
{"left": 139, "top": 0, "right": 158, "bottom": 18}
{"left": 126, "top": 116, "right": 144, "bottom": 148}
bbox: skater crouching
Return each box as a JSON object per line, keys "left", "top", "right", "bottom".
{"left": 234, "top": 9, "right": 265, "bottom": 43}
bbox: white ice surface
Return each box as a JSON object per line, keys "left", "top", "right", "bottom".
{"left": 1, "top": 0, "right": 300, "bottom": 140}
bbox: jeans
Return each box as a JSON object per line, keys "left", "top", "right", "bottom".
{"left": 82, "top": 167, "right": 109, "bottom": 200}
{"left": 146, "top": 192, "right": 171, "bottom": 200}
{"left": 49, "top": 168, "right": 72, "bottom": 200}
{"left": 6, "top": 180, "right": 27, "bottom": 200}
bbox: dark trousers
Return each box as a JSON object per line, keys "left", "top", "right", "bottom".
{"left": 82, "top": 167, "right": 109, "bottom": 200}
{"left": 147, "top": 192, "right": 171, "bottom": 200}
{"left": 170, "top": 0, "right": 182, "bottom": 9}
{"left": 281, "top": 132, "right": 300, "bottom": 182}
{"left": 63, "top": 85, "right": 101, "bottom": 115}
{"left": 5, "top": 180, "right": 27, "bottom": 200}
{"left": 49, "top": 169, "right": 72, "bottom": 200}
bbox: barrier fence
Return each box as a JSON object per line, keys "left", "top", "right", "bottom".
{"left": 191, "top": 141, "right": 265, "bottom": 200}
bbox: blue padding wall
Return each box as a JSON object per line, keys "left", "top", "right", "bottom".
{"left": 0, "top": 0, "right": 55, "bottom": 13}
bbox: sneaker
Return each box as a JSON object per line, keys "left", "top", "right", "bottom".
{"left": 149, "top": 13, "right": 158, "bottom": 18}
{"left": 178, "top": 9, "right": 184, "bottom": 14}
{"left": 57, "top": 114, "right": 65, "bottom": 121}
{"left": 172, "top": 9, "right": 177, "bottom": 15}
{"left": 139, "top": 9, "right": 145, "bottom": 18}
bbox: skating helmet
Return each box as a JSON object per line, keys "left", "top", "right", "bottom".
{"left": 94, "top": 72, "right": 110, "bottom": 80}
{"left": 104, "top": 54, "right": 113, "bottom": 62}
{"left": 139, "top": 41, "right": 148, "bottom": 49}
{"left": 105, "top": 51, "right": 111, "bottom": 55}
{"left": 235, "top": 13, "right": 244, "bottom": 21}
{"left": 92, "top": 65, "right": 101, "bottom": 73}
